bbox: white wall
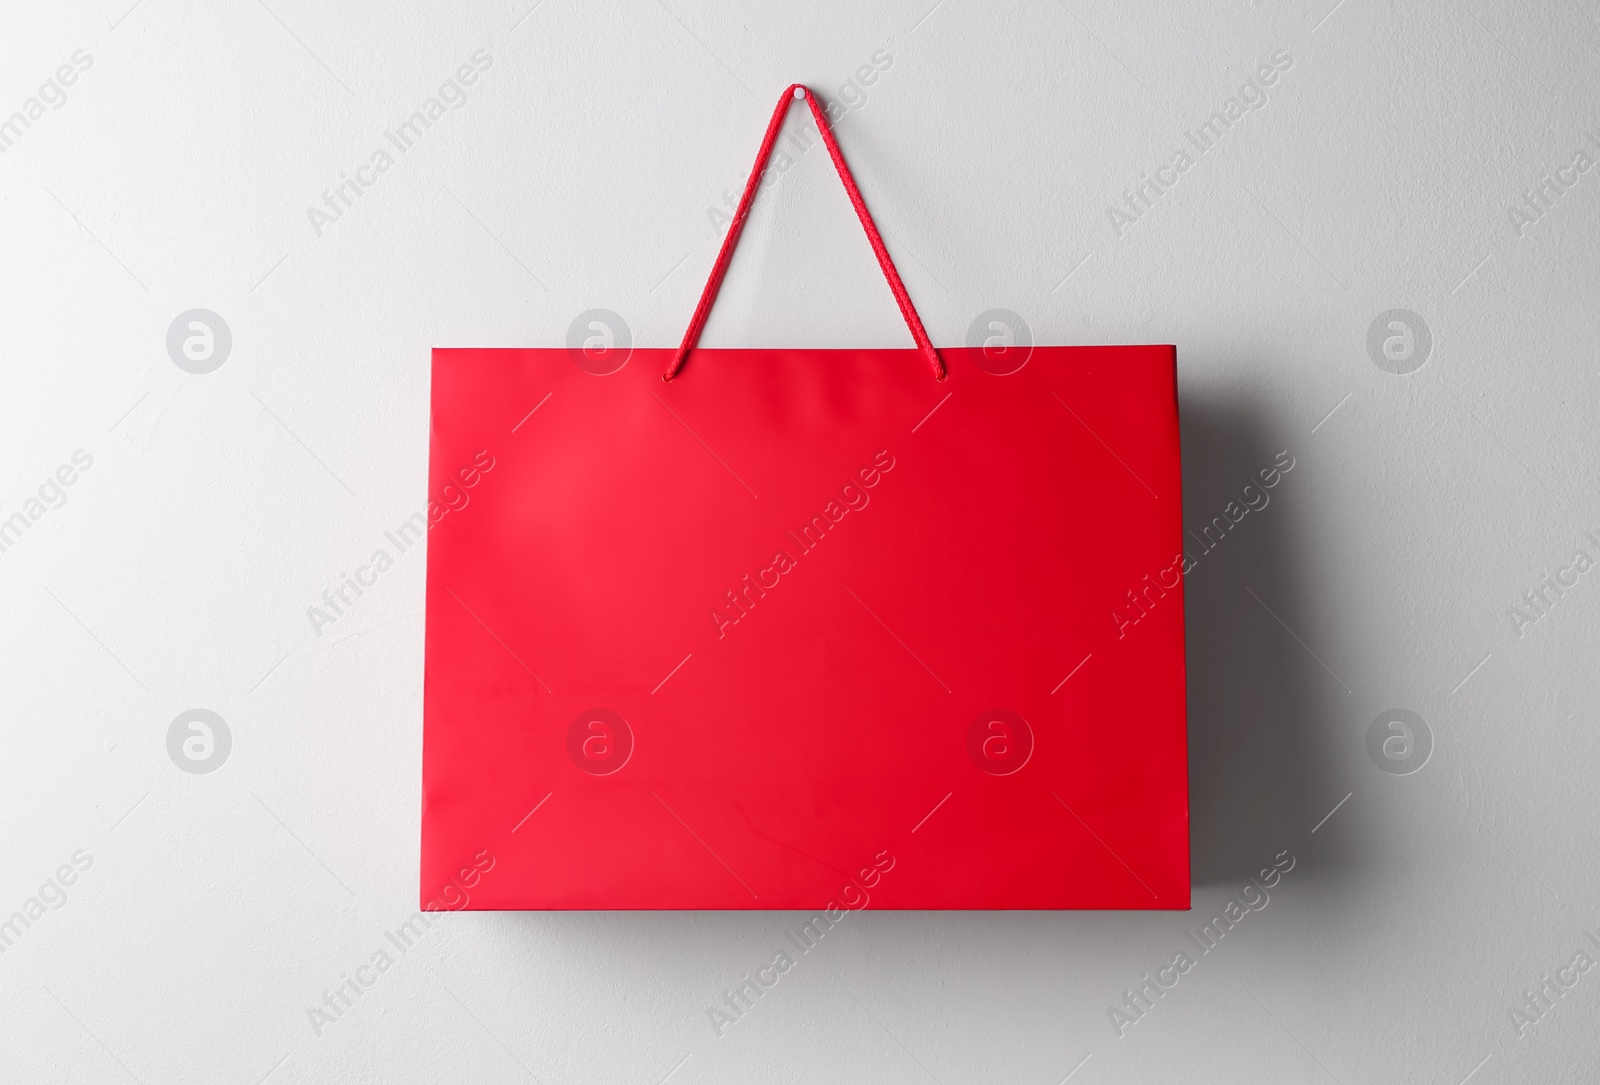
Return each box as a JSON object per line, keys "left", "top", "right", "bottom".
{"left": 2, "top": 0, "right": 1598, "bottom": 1081}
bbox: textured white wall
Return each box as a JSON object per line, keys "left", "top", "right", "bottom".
{"left": 3, "top": 0, "right": 1598, "bottom": 1081}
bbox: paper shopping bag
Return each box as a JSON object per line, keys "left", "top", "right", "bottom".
{"left": 421, "top": 84, "right": 1187, "bottom": 910}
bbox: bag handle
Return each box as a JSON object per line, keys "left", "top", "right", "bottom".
{"left": 665, "top": 84, "right": 945, "bottom": 382}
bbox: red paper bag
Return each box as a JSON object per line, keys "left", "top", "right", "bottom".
{"left": 422, "top": 85, "right": 1187, "bottom": 910}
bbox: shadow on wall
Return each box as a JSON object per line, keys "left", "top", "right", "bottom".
{"left": 1178, "top": 394, "right": 1350, "bottom": 889}
{"left": 464, "top": 392, "right": 1360, "bottom": 1078}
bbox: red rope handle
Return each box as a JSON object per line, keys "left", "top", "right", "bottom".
{"left": 665, "top": 84, "right": 944, "bottom": 382}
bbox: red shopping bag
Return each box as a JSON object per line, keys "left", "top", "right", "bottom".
{"left": 422, "top": 85, "right": 1187, "bottom": 909}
